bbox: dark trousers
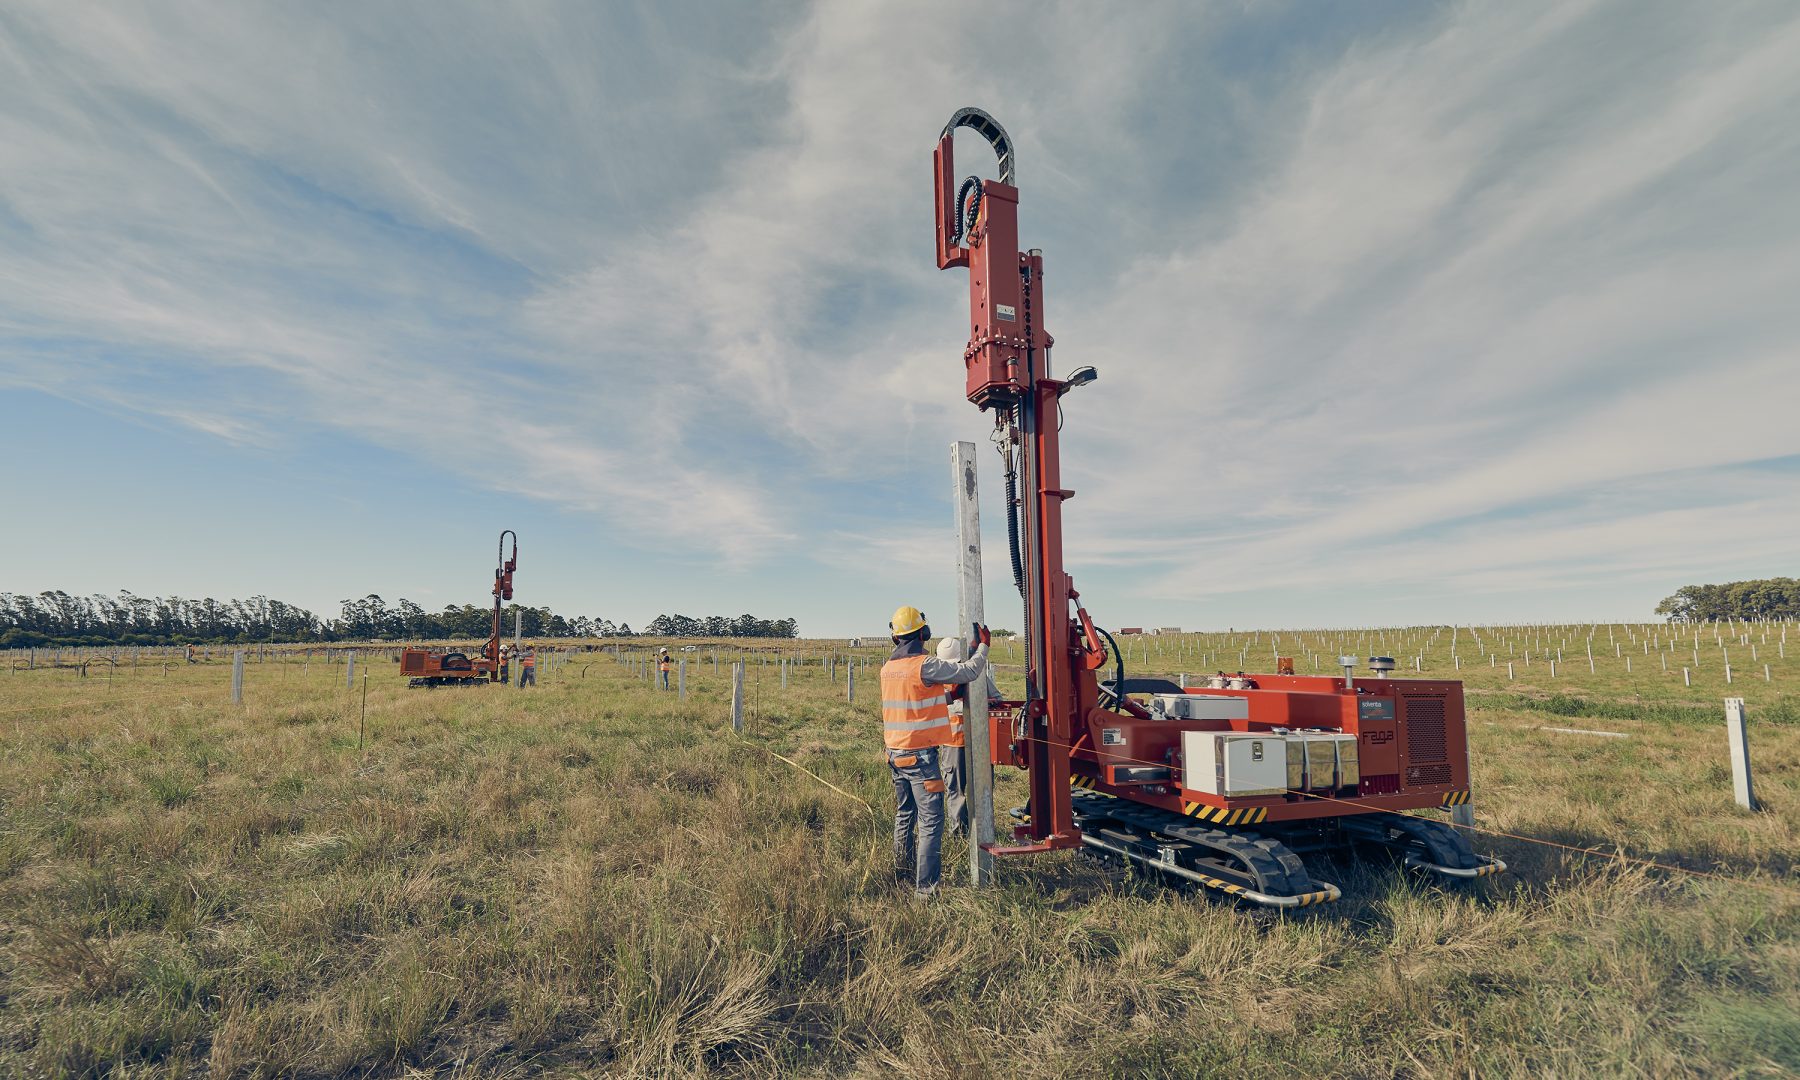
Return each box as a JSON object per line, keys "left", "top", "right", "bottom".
{"left": 942, "top": 743, "right": 968, "bottom": 835}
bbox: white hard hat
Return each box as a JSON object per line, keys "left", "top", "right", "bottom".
{"left": 936, "top": 637, "right": 967, "bottom": 662}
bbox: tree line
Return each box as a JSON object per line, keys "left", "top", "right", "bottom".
{"left": 641, "top": 613, "right": 799, "bottom": 638}
{"left": 1655, "top": 578, "right": 1800, "bottom": 622}
{"left": 0, "top": 590, "right": 797, "bottom": 647}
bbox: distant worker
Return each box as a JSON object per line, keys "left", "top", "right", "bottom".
{"left": 498, "top": 644, "right": 511, "bottom": 685}
{"left": 881, "top": 605, "right": 990, "bottom": 897}
{"left": 936, "top": 635, "right": 1003, "bottom": 837}
{"left": 518, "top": 647, "right": 537, "bottom": 688}
{"left": 185, "top": 643, "right": 197, "bottom": 664}
{"left": 658, "top": 649, "right": 673, "bottom": 690}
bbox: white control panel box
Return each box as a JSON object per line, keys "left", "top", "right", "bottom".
{"left": 1151, "top": 694, "right": 1251, "bottom": 721}
{"left": 1181, "top": 731, "right": 1287, "bottom": 797}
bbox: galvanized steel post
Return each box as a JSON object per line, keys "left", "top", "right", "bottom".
{"left": 953, "top": 440, "right": 995, "bottom": 885}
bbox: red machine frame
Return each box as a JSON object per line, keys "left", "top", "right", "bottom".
{"left": 400, "top": 530, "right": 517, "bottom": 687}
{"left": 935, "top": 109, "right": 1500, "bottom": 901}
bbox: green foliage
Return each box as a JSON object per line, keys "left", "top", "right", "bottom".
{"left": 641, "top": 613, "right": 799, "bottom": 638}
{"left": 0, "top": 590, "right": 624, "bottom": 646}
{"left": 1656, "top": 578, "right": 1800, "bottom": 622}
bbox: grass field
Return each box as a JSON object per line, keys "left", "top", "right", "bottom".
{"left": 1, "top": 627, "right": 1796, "bottom": 1077}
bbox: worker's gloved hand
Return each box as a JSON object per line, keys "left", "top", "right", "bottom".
{"left": 974, "top": 623, "right": 992, "bottom": 648}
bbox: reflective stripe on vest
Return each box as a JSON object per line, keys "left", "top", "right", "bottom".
{"left": 943, "top": 685, "right": 967, "bottom": 748}
{"left": 880, "top": 654, "right": 954, "bottom": 749}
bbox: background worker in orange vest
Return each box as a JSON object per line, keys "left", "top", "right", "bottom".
{"left": 936, "top": 634, "right": 1003, "bottom": 836}
{"left": 657, "top": 649, "right": 672, "bottom": 690}
{"left": 518, "top": 646, "right": 537, "bottom": 688}
{"left": 881, "top": 605, "right": 990, "bottom": 896}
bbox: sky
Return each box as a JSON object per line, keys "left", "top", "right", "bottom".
{"left": 2, "top": 0, "right": 1798, "bottom": 637}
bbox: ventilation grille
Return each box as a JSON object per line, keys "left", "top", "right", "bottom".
{"left": 1403, "top": 696, "right": 1448, "bottom": 764}
{"left": 1406, "top": 763, "right": 1453, "bottom": 787}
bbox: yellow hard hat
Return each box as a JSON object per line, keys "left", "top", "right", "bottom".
{"left": 889, "top": 605, "right": 928, "bottom": 636}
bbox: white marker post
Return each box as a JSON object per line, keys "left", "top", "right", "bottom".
{"left": 678, "top": 659, "right": 687, "bottom": 700}
{"left": 514, "top": 609, "right": 522, "bottom": 655}
{"left": 952, "top": 441, "right": 995, "bottom": 886}
{"left": 731, "top": 662, "right": 745, "bottom": 733}
{"left": 231, "top": 650, "right": 244, "bottom": 704}
{"left": 1723, "top": 698, "right": 1758, "bottom": 810}
{"left": 346, "top": 653, "right": 355, "bottom": 689}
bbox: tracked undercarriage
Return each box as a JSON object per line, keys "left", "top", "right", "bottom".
{"left": 1050, "top": 792, "right": 1504, "bottom": 908}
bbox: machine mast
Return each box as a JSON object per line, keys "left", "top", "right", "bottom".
{"left": 488, "top": 530, "right": 518, "bottom": 682}
{"left": 935, "top": 109, "right": 1103, "bottom": 852}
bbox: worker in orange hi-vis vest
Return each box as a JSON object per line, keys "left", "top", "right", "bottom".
{"left": 518, "top": 647, "right": 537, "bottom": 688}
{"left": 657, "top": 649, "right": 672, "bottom": 690}
{"left": 881, "top": 605, "right": 990, "bottom": 897}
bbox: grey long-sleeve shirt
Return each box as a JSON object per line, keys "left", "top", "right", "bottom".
{"left": 888, "top": 637, "right": 989, "bottom": 686}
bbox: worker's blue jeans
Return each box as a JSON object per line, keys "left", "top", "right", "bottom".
{"left": 659, "top": 669, "right": 670, "bottom": 690}
{"left": 889, "top": 745, "right": 945, "bottom": 895}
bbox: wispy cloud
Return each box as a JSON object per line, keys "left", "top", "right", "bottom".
{"left": 2, "top": 1, "right": 1796, "bottom": 627}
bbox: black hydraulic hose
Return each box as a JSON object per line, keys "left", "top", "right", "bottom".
{"left": 1095, "top": 624, "right": 1126, "bottom": 712}
{"left": 1003, "top": 441, "right": 1026, "bottom": 599}
{"left": 951, "top": 175, "right": 983, "bottom": 247}
{"left": 1005, "top": 444, "right": 1031, "bottom": 702}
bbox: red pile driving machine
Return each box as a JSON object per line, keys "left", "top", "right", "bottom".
{"left": 934, "top": 109, "right": 1503, "bottom": 906}
{"left": 399, "top": 530, "right": 517, "bottom": 688}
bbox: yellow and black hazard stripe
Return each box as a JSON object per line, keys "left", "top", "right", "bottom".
{"left": 1280, "top": 887, "right": 1337, "bottom": 908}
{"left": 1188, "top": 870, "right": 1249, "bottom": 898}
{"left": 1178, "top": 801, "right": 1269, "bottom": 826}
{"left": 1441, "top": 790, "right": 1471, "bottom": 807}
{"left": 1070, "top": 774, "right": 1099, "bottom": 791}
{"left": 1186, "top": 869, "right": 1337, "bottom": 907}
